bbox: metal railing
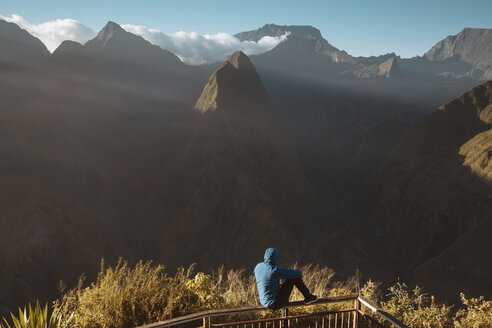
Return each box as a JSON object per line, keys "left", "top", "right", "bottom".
{"left": 137, "top": 295, "right": 408, "bottom": 328}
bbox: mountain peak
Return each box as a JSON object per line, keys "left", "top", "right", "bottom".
{"left": 380, "top": 57, "right": 401, "bottom": 78}
{"left": 94, "top": 21, "right": 125, "bottom": 42}
{"left": 226, "top": 51, "right": 256, "bottom": 71}
{"left": 84, "top": 20, "right": 183, "bottom": 67}
{"left": 194, "top": 52, "right": 271, "bottom": 114}
{"left": 235, "top": 23, "right": 352, "bottom": 62}
{"left": 235, "top": 23, "right": 322, "bottom": 42}
{"left": 52, "top": 40, "right": 86, "bottom": 57}
{"left": 424, "top": 27, "right": 492, "bottom": 80}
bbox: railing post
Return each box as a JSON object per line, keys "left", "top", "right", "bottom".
{"left": 353, "top": 299, "right": 360, "bottom": 328}
{"left": 281, "top": 308, "right": 289, "bottom": 328}
{"left": 203, "top": 315, "right": 211, "bottom": 328}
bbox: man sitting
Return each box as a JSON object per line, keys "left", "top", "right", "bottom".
{"left": 254, "top": 248, "right": 318, "bottom": 309}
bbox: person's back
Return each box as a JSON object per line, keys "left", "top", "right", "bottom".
{"left": 254, "top": 248, "right": 317, "bottom": 309}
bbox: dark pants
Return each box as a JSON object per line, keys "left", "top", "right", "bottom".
{"left": 269, "top": 278, "right": 311, "bottom": 310}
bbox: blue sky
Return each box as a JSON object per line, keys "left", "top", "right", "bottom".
{"left": 0, "top": 0, "right": 491, "bottom": 58}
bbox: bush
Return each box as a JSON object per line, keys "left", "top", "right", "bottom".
{"left": 454, "top": 294, "right": 492, "bottom": 328}
{"left": 382, "top": 282, "right": 453, "bottom": 328}
{"left": 187, "top": 272, "right": 224, "bottom": 309}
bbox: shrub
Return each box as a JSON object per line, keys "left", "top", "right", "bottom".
{"left": 382, "top": 282, "right": 453, "bottom": 328}
{"left": 187, "top": 272, "right": 224, "bottom": 309}
{"left": 454, "top": 293, "right": 492, "bottom": 328}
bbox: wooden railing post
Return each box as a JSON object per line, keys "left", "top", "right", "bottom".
{"left": 203, "top": 315, "right": 211, "bottom": 328}
{"left": 281, "top": 308, "right": 289, "bottom": 328}
{"left": 353, "top": 299, "right": 360, "bottom": 328}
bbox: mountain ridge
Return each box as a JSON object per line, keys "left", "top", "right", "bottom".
{"left": 360, "top": 80, "right": 492, "bottom": 302}
{"left": 0, "top": 19, "right": 50, "bottom": 67}
{"left": 424, "top": 27, "right": 492, "bottom": 80}
{"left": 84, "top": 21, "right": 184, "bottom": 67}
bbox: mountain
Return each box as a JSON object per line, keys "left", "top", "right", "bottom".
{"left": 52, "top": 40, "right": 87, "bottom": 57}
{"left": 342, "top": 57, "right": 402, "bottom": 79}
{"left": 194, "top": 51, "right": 270, "bottom": 113}
{"left": 0, "top": 19, "right": 49, "bottom": 68}
{"left": 83, "top": 21, "right": 205, "bottom": 102}
{"left": 356, "top": 53, "right": 401, "bottom": 66}
{"left": 235, "top": 23, "right": 337, "bottom": 52}
{"left": 357, "top": 81, "right": 492, "bottom": 301}
{"left": 399, "top": 28, "right": 492, "bottom": 81}
{"left": 1, "top": 19, "right": 492, "bottom": 314}
{"left": 48, "top": 40, "right": 103, "bottom": 75}
{"left": 235, "top": 23, "right": 325, "bottom": 41}
{"left": 237, "top": 24, "right": 356, "bottom": 64}
{"left": 425, "top": 28, "right": 492, "bottom": 80}
{"left": 138, "top": 51, "right": 319, "bottom": 270}
{"left": 84, "top": 21, "right": 183, "bottom": 67}
{"left": 0, "top": 24, "right": 194, "bottom": 313}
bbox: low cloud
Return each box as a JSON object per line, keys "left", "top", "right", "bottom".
{"left": 122, "top": 24, "right": 289, "bottom": 65}
{"left": 0, "top": 14, "right": 95, "bottom": 52}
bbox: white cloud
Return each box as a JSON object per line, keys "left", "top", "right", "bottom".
{"left": 0, "top": 14, "right": 95, "bottom": 52}
{"left": 122, "top": 24, "right": 289, "bottom": 65}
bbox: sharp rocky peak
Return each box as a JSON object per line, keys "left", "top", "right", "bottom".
{"left": 194, "top": 51, "right": 270, "bottom": 113}
{"left": 95, "top": 21, "right": 126, "bottom": 41}
{"left": 224, "top": 51, "right": 256, "bottom": 72}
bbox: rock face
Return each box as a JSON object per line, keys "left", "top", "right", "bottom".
{"left": 363, "top": 81, "right": 492, "bottom": 301}
{"left": 142, "top": 51, "right": 318, "bottom": 270}
{"left": 424, "top": 28, "right": 492, "bottom": 80}
{"left": 0, "top": 19, "right": 49, "bottom": 67}
{"left": 194, "top": 51, "right": 270, "bottom": 113}
{"left": 379, "top": 58, "right": 402, "bottom": 78}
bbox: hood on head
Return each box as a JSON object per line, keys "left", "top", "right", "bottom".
{"left": 264, "top": 248, "right": 279, "bottom": 265}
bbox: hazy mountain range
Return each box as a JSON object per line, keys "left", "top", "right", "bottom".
{"left": 0, "top": 18, "right": 491, "bottom": 314}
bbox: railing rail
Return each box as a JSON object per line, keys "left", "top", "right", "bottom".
{"left": 136, "top": 295, "right": 408, "bottom": 328}
{"left": 357, "top": 296, "right": 406, "bottom": 328}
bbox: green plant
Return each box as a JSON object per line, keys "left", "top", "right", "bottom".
{"left": 187, "top": 272, "right": 225, "bottom": 309}
{"left": 1, "top": 300, "right": 72, "bottom": 328}
{"left": 360, "top": 279, "right": 383, "bottom": 304}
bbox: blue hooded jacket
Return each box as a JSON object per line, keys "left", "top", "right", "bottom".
{"left": 254, "top": 248, "right": 302, "bottom": 308}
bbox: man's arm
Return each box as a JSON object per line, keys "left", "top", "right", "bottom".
{"left": 276, "top": 266, "right": 302, "bottom": 279}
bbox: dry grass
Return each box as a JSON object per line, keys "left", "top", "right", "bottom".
{"left": 53, "top": 259, "right": 200, "bottom": 328}
{"left": 3, "top": 258, "right": 483, "bottom": 328}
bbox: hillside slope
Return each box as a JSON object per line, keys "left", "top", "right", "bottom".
{"left": 360, "top": 81, "right": 492, "bottom": 301}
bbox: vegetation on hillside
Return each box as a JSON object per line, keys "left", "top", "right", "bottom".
{"left": 1, "top": 259, "right": 491, "bottom": 328}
